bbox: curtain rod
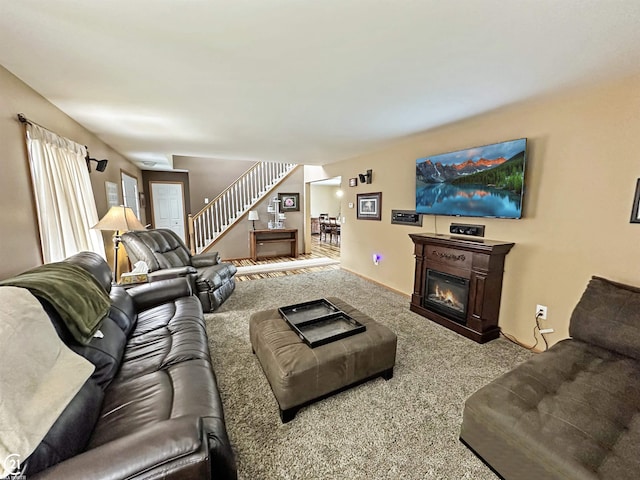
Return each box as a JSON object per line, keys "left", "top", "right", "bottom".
{"left": 17, "top": 113, "right": 49, "bottom": 131}
{"left": 18, "top": 113, "right": 89, "bottom": 156}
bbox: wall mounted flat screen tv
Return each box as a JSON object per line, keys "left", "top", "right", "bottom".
{"left": 416, "top": 138, "right": 527, "bottom": 219}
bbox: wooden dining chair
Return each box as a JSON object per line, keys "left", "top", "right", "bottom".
{"left": 320, "top": 218, "right": 329, "bottom": 242}
{"left": 328, "top": 217, "right": 340, "bottom": 244}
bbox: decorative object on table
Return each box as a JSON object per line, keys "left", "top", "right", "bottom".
{"left": 267, "top": 196, "right": 285, "bottom": 229}
{"left": 630, "top": 178, "right": 640, "bottom": 223}
{"left": 356, "top": 192, "right": 382, "bottom": 221}
{"left": 119, "top": 260, "right": 149, "bottom": 285}
{"left": 92, "top": 205, "right": 146, "bottom": 283}
{"left": 248, "top": 210, "right": 260, "bottom": 230}
{"left": 349, "top": 177, "right": 358, "bottom": 187}
{"left": 278, "top": 192, "right": 300, "bottom": 212}
{"left": 358, "top": 169, "right": 373, "bottom": 184}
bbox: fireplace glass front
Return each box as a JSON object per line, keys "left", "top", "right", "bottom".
{"left": 424, "top": 269, "right": 470, "bottom": 323}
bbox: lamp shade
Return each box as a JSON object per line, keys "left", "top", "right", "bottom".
{"left": 92, "top": 205, "right": 145, "bottom": 232}
{"left": 247, "top": 210, "right": 259, "bottom": 221}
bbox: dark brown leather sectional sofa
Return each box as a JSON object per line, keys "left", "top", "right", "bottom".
{"left": 7, "top": 251, "right": 236, "bottom": 479}
{"left": 460, "top": 276, "right": 640, "bottom": 479}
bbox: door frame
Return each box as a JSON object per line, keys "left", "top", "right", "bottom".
{"left": 149, "top": 181, "right": 187, "bottom": 240}
{"left": 120, "top": 169, "right": 141, "bottom": 220}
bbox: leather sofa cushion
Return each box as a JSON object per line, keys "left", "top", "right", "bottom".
{"left": 134, "top": 295, "right": 203, "bottom": 335}
{"left": 116, "top": 295, "right": 209, "bottom": 380}
{"left": 570, "top": 276, "right": 640, "bottom": 360}
{"left": 89, "top": 359, "right": 224, "bottom": 448}
{"left": 24, "top": 379, "right": 104, "bottom": 476}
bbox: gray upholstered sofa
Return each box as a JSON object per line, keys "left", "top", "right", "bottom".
{"left": 121, "top": 228, "right": 237, "bottom": 312}
{"left": 460, "top": 276, "right": 640, "bottom": 479}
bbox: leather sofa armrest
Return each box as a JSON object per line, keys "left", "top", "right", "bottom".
{"left": 127, "top": 278, "right": 194, "bottom": 311}
{"left": 31, "top": 417, "right": 206, "bottom": 480}
{"left": 191, "top": 252, "right": 220, "bottom": 268}
{"left": 147, "top": 266, "right": 197, "bottom": 281}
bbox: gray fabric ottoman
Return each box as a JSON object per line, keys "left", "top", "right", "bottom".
{"left": 249, "top": 297, "right": 397, "bottom": 422}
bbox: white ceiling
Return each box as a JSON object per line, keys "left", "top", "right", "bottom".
{"left": 1, "top": 1, "right": 640, "bottom": 170}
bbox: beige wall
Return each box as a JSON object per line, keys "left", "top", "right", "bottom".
{"left": 310, "top": 183, "right": 341, "bottom": 217}
{"left": 4, "top": 60, "right": 640, "bottom": 349}
{"left": 319, "top": 74, "right": 640, "bottom": 347}
{"left": 173, "top": 155, "right": 255, "bottom": 213}
{"left": 0, "top": 65, "right": 143, "bottom": 279}
{"left": 211, "top": 167, "right": 306, "bottom": 260}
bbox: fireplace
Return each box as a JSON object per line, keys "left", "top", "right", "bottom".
{"left": 409, "top": 234, "right": 514, "bottom": 343}
{"left": 424, "top": 270, "right": 469, "bottom": 323}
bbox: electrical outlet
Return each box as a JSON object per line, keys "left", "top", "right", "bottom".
{"left": 536, "top": 304, "right": 547, "bottom": 320}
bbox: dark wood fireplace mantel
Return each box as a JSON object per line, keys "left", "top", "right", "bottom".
{"left": 409, "top": 233, "right": 514, "bottom": 343}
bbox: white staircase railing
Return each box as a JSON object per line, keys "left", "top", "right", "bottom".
{"left": 188, "top": 161, "right": 297, "bottom": 254}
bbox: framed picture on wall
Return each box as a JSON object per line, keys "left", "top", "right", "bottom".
{"left": 105, "top": 181, "right": 119, "bottom": 207}
{"left": 630, "top": 179, "right": 640, "bottom": 223}
{"left": 278, "top": 192, "right": 300, "bottom": 212}
{"left": 357, "top": 192, "right": 382, "bottom": 221}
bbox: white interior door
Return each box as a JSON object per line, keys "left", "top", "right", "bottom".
{"left": 151, "top": 182, "right": 185, "bottom": 241}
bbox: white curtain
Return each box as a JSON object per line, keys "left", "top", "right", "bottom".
{"left": 25, "top": 123, "right": 106, "bottom": 263}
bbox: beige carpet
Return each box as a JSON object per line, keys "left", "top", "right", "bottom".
{"left": 205, "top": 270, "right": 532, "bottom": 479}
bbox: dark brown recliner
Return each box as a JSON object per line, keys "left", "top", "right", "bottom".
{"left": 120, "top": 229, "right": 237, "bottom": 312}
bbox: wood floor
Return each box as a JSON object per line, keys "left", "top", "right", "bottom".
{"left": 231, "top": 234, "right": 340, "bottom": 281}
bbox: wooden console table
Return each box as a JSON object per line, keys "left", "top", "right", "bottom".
{"left": 409, "top": 233, "right": 514, "bottom": 343}
{"left": 250, "top": 229, "right": 298, "bottom": 261}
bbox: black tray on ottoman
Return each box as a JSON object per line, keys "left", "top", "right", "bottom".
{"left": 278, "top": 298, "right": 366, "bottom": 348}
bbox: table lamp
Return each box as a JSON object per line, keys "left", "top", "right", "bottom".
{"left": 93, "top": 205, "right": 146, "bottom": 283}
{"left": 248, "top": 210, "right": 259, "bottom": 230}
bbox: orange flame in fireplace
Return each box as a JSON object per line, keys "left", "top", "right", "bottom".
{"left": 435, "top": 284, "right": 457, "bottom": 304}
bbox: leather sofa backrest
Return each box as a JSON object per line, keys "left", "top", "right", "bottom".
{"left": 40, "top": 254, "right": 136, "bottom": 390}
{"left": 569, "top": 275, "right": 640, "bottom": 360}
{"left": 20, "top": 253, "right": 122, "bottom": 476}
{"left": 65, "top": 251, "right": 113, "bottom": 293}
{"left": 121, "top": 229, "right": 193, "bottom": 272}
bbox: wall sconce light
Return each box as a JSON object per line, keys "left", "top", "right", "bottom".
{"left": 358, "top": 169, "right": 373, "bottom": 184}
{"left": 85, "top": 146, "right": 108, "bottom": 173}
